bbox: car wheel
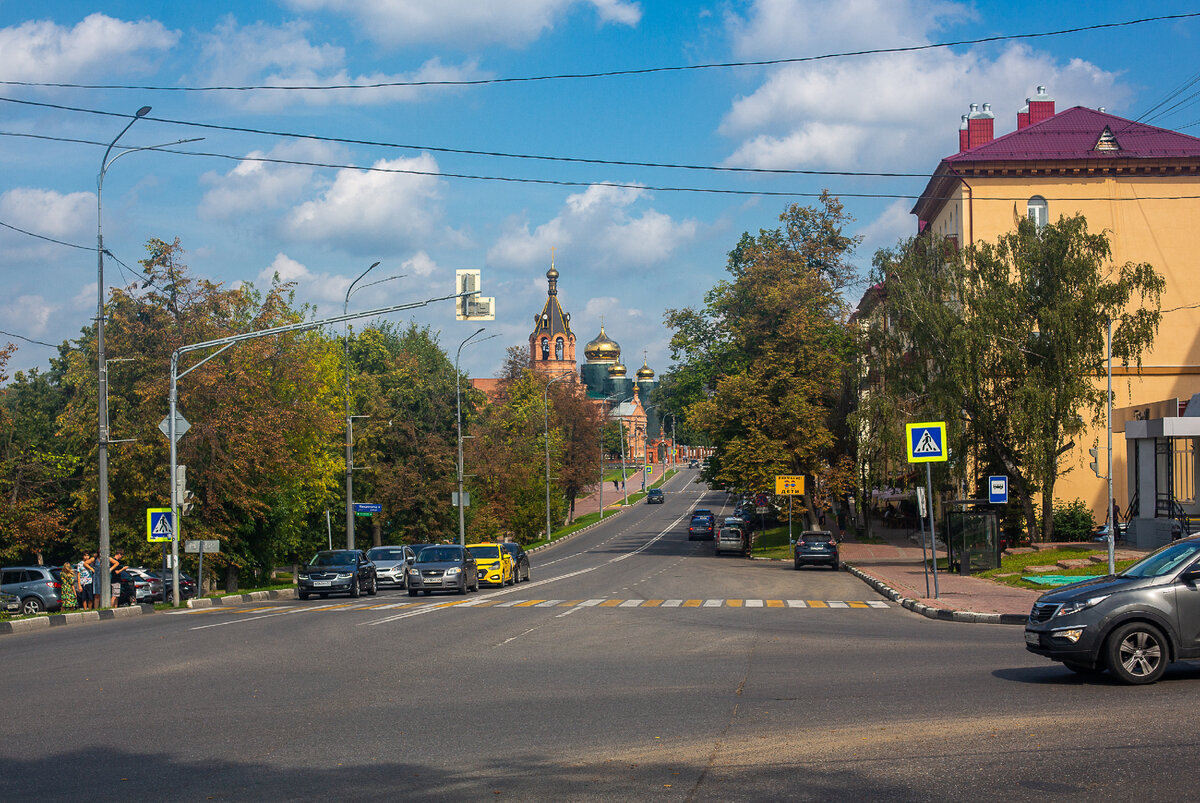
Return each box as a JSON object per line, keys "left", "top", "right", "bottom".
{"left": 367, "top": 577, "right": 377, "bottom": 596}
{"left": 21, "top": 596, "right": 44, "bottom": 616}
{"left": 298, "top": 591, "right": 310, "bottom": 601}
{"left": 831, "top": 561, "right": 840, "bottom": 571}
{"left": 349, "top": 577, "right": 360, "bottom": 599}
{"left": 793, "top": 560, "right": 801, "bottom": 571}
{"left": 1106, "top": 622, "right": 1168, "bottom": 685}
{"left": 408, "top": 588, "right": 418, "bottom": 597}
{"left": 457, "top": 577, "right": 467, "bottom": 595}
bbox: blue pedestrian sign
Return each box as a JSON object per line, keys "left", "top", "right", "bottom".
{"left": 989, "top": 476, "right": 1009, "bottom": 504}
{"left": 147, "top": 508, "right": 174, "bottom": 543}
{"left": 905, "top": 422, "right": 948, "bottom": 463}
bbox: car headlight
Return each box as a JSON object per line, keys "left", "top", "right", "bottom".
{"left": 1053, "top": 595, "right": 1109, "bottom": 617}
{"left": 446, "top": 567, "right": 461, "bottom": 575}
{"left": 1051, "top": 627, "right": 1086, "bottom": 643}
{"left": 408, "top": 568, "right": 420, "bottom": 576}
{"left": 336, "top": 572, "right": 353, "bottom": 579}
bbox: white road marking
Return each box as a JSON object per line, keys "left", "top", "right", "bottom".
{"left": 787, "top": 600, "right": 808, "bottom": 607}
{"left": 867, "top": 601, "right": 890, "bottom": 608}
{"left": 746, "top": 599, "right": 764, "bottom": 607}
{"left": 619, "top": 599, "right": 644, "bottom": 607}
{"left": 663, "top": 599, "right": 683, "bottom": 607}
{"left": 828, "top": 601, "right": 849, "bottom": 608}
{"left": 703, "top": 599, "right": 723, "bottom": 607}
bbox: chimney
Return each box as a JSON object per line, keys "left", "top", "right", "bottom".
{"left": 1017, "top": 98, "right": 1030, "bottom": 129}
{"left": 1028, "top": 85, "right": 1055, "bottom": 125}
{"left": 958, "top": 114, "right": 969, "bottom": 151}
{"left": 966, "top": 102, "right": 994, "bottom": 149}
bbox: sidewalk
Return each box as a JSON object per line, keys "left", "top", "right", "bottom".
{"left": 569, "top": 462, "right": 675, "bottom": 520}
{"left": 840, "top": 524, "right": 1039, "bottom": 625}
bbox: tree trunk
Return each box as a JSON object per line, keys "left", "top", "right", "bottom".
{"left": 372, "top": 517, "right": 382, "bottom": 548}
{"left": 224, "top": 565, "right": 238, "bottom": 594}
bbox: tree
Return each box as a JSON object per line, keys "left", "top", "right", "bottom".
{"left": 872, "top": 216, "right": 1164, "bottom": 541}
{"left": 661, "top": 193, "right": 860, "bottom": 492}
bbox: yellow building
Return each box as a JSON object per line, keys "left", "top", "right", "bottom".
{"left": 910, "top": 87, "right": 1200, "bottom": 542}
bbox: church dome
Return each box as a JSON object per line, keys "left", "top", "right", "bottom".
{"left": 585, "top": 326, "right": 621, "bottom": 362}
{"left": 636, "top": 359, "right": 655, "bottom": 380}
{"left": 608, "top": 362, "right": 627, "bottom": 378}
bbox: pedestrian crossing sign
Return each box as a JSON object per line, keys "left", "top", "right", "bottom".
{"left": 905, "top": 422, "right": 948, "bottom": 463}
{"left": 147, "top": 508, "right": 174, "bottom": 542}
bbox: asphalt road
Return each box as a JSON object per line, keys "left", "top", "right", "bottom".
{"left": 3, "top": 468, "right": 1198, "bottom": 801}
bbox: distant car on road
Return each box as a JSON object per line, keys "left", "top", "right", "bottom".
{"left": 688, "top": 459, "right": 699, "bottom": 468}
{"left": 298, "top": 550, "right": 377, "bottom": 600}
{"left": 467, "top": 543, "right": 514, "bottom": 587}
{"left": 0, "top": 566, "right": 63, "bottom": 615}
{"left": 367, "top": 545, "right": 417, "bottom": 588}
{"left": 501, "top": 542, "right": 531, "bottom": 583}
{"left": 688, "top": 515, "right": 715, "bottom": 541}
{"left": 646, "top": 488, "right": 664, "bottom": 504}
{"left": 794, "top": 530, "right": 839, "bottom": 571}
{"left": 408, "top": 545, "right": 478, "bottom": 596}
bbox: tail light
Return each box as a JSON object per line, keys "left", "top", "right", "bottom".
{"left": 49, "top": 581, "right": 61, "bottom": 590}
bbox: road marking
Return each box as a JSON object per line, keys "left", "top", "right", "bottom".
{"left": 683, "top": 599, "right": 702, "bottom": 607}
{"left": 807, "top": 601, "right": 828, "bottom": 608}
{"left": 578, "top": 599, "right": 604, "bottom": 607}
{"left": 599, "top": 599, "right": 623, "bottom": 607}
{"left": 703, "top": 599, "right": 722, "bottom": 607}
{"left": 559, "top": 599, "right": 585, "bottom": 607}
{"left": 663, "top": 599, "right": 683, "bottom": 607}
{"left": 746, "top": 599, "right": 763, "bottom": 607}
{"left": 766, "top": 600, "right": 784, "bottom": 608}
{"left": 515, "top": 600, "right": 545, "bottom": 607}
{"left": 643, "top": 599, "right": 664, "bottom": 607}
{"left": 787, "top": 600, "right": 807, "bottom": 607}
{"left": 828, "top": 601, "right": 849, "bottom": 608}
{"left": 848, "top": 601, "right": 868, "bottom": 608}
{"left": 535, "top": 599, "right": 565, "bottom": 607}
{"left": 619, "top": 599, "right": 643, "bottom": 607}
{"left": 727, "top": 599, "right": 743, "bottom": 607}
{"left": 867, "top": 601, "right": 889, "bottom": 608}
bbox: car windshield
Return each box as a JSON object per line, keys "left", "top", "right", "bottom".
{"left": 418, "top": 547, "right": 462, "bottom": 563}
{"left": 801, "top": 532, "right": 833, "bottom": 542}
{"left": 719, "top": 529, "right": 740, "bottom": 539}
{"left": 649, "top": 489, "right": 662, "bottom": 495}
{"left": 1119, "top": 539, "right": 1200, "bottom": 578}
{"left": 310, "top": 550, "right": 356, "bottom": 566}
{"left": 502, "top": 544, "right": 520, "bottom": 556}
{"left": 367, "top": 548, "right": 406, "bottom": 561}
{"left": 469, "top": 546, "right": 500, "bottom": 559}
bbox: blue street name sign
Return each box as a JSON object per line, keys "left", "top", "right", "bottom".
{"left": 353, "top": 503, "right": 382, "bottom": 514}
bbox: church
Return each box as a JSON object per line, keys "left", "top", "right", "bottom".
{"left": 526, "top": 261, "right": 666, "bottom": 464}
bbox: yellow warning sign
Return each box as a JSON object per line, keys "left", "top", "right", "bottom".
{"left": 774, "top": 475, "right": 805, "bottom": 495}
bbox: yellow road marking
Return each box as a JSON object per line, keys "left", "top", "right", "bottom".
{"left": 559, "top": 600, "right": 585, "bottom": 607}
{"left": 766, "top": 600, "right": 784, "bottom": 607}
{"left": 682, "top": 599, "right": 702, "bottom": 607}
{"left": 515, "top": 599, "right": 545, "bottom": 607}
{"left": 807, "top": 600, "right": 828, "bottom": 608}
{"left": 599, "top": 599, "right": 623, "bottom": 607}
{"left": 643, "top": 600, "right": 664, "bottom": 607}
{"left": 848, "top": 601, "right": 869, "bottom": 608}
{"left": 726, "top": 599, "right": 743, "bottom": 607}
{"left": 319, "top": 603, "right": 355, "bottom": 610}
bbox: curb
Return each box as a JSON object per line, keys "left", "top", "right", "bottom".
{"left": 0, "top": 603, "right": 155, "bottom": 636}
{"left": 186, "top": 588, "right": 297, "bottom": 608}
{"left": 844, "top": 563, "right": 1026, "bottom": 626}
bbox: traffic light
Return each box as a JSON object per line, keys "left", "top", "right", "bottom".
{"left": 182, "top": 492, "right": 197, "bottom": 517}
{"left": 1089, "top": 447, "right": 1101, "bottom": 478}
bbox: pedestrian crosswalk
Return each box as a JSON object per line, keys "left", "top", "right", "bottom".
{"left": 172, "top": 598, "right": 890, "bottom": 615}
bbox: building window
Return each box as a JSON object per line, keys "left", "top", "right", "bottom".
{"left": 555, "top": 337, "right": 564, "bottom": 361}
{"left": 541, "top": 337, "right": 550, "bottom": 360}
{"left": 1027, "top": 196, "right": 1048, "bottom": 229}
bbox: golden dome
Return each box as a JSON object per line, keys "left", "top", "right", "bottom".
{"left": 636, "top": 359, "right": 655, "bottom": 380}
{"left": 608, "top": 362, "right": 627, "bottom": 377}
{"left": 584, "top": 325, "right": 621, "bottom": 362}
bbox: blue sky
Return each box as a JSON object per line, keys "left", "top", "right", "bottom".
{"left": 2, "top": 1, "right": 1198, "bottom": 379}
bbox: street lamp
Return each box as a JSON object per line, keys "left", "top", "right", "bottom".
{"left": 603, "top": 393, "right": 633, "bottom": 507}
{"left": 344, "top": 261, "right": 380, "bottom": 549}
{"left": 95, "top": 105, "right": 204, "bottom": 608}
{"left": 544, "top": 371, "right": 574, "bottom": 541}
{"left": 456, "top": 328, "right": 496, "bottom": 545}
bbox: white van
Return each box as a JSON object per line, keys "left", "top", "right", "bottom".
{"left": 715, "top": 527, "right": 747, "bottom": 556}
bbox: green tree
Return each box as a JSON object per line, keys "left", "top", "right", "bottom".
{"left": 872, "top": 216, "right": 1164, "bottom": 541}
{"left": 661, "top": 193, "right": 860, "bottom": 493}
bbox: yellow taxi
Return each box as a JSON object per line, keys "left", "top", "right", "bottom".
{"left": 467, "top": 543, "right": 514, "bottom": 586}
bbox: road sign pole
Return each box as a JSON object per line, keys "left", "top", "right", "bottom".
{"left": 917, "top": 487, "right": 930, "bottom": 598}
{"left": 169, "top": 355, "right": 181, "bottom": 608}
{"left": 927, "top": 463, "right": 939, "bottom": 599}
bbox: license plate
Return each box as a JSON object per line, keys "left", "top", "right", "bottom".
{"left": 424, "top": 578, "right": 440, "bottom": 585}
{"left": 1024, "top": 631, "right": 1038, "bottom": 645}
{"left": 313, "top": 580, "right": 332, "bottom": 587}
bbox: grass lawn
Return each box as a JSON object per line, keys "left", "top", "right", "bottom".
{"left": 976, "top": 546, "right": 1139, "bottom": 590}
{"left": 750, "top": 523, "right": 796, "bottom": 560}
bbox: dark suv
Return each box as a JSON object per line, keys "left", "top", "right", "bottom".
{"left": 0, "top": 566, "right": 63, "bottom": 615}
{"left": 688, "top": 515, "right": 714, "bottom": 541}
{"left": 1025, "top": 534, "right": 1200, "bottom": 684}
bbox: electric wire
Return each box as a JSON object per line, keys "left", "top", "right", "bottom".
{"left": 0, "top": 329, "right": 57, "bottom": 349}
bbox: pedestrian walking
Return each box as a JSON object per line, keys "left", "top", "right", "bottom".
{"left": 76, "top": 553, "right": 94, "bottom": 610}
{"left": 836, "top": 508, "right": 847, "bottom": 540}
{"left": 59, "top": 563, "right": 78, "bottom": 610}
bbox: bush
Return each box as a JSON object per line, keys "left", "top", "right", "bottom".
{"left": 1051, "top": 499, "right": 1096, "bottom": 542}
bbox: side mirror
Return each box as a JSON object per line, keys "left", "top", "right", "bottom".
{"left": 1182, "top": 565, "right": 1200, "bottom": 583}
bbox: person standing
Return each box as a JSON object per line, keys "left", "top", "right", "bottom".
{"left": 59, "top": 563, "right": 78, "bottom": 610}
{"left": 76, "top": 553, "right": 94, "bottom": 610}
{"left": 109, "top": 551, "right": 129, "bottom": 607}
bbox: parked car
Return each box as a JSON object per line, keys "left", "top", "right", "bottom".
{"left": 0, "top": 590, "right": 19, "bottom": 615}
{"left": 646, "top": 488, "right": 664, "bottom": 504}
{"left": 114, "top": 568, "right": 163, "bottom": 605}
{"left": 408, "top": 545, "right": 478, "bottom": 596}
{"left": 688, "top": 515, "right": 715, "bottom": 541}
{"left": 466, "top": 543, "right": 514, "bottom": 587}
{"left": 297, "top": 550, "right": 377, "bottom": 600}
{"left": 501, "top": 542, "right": 531, "bottom": 583}
{"left": 793, "top": 530, "right": 839, "bottom": 571}
{"left": 0, "top": 566, "right": 63, "bottom": 615}
{"left": 715, "top": 526, "right": 749, "bottom": 556}
{"left": 151, "top": 571, "right": 197, "bottom": 603}
{"left": 688, "top": 459, "right": 699, "bottom": 468}
{"left": 366, "top": 545, "right": 417, "bottom": 588}
{"left": 1025, "top": 534, "right": 1200, "bottom": 684}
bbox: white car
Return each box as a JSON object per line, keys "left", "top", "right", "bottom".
{"left": 366, "top": 545, "right": 417, "bottom": 588}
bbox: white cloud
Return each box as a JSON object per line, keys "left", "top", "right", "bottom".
{"left": 285, "top": 153, "right": 456, "bottom": 251}
{"left": 488, "top": 184, "right": 699, "bottom": 272}
{"left": 401, "top": 251, "right": 438, "bottom": 277}
{"left": 856, "top": 199, "right": 916, "bottom": 250}
{"left": 0, "top": 295, "right": 56, "bottom": 339}
{"left": 720, "top": 1, "right": 1129, "bottom": 173}
{"left": 193, "top": 18, "right": 489, "bottom": 109}
{"left": 198, "top": 140, "right": 337, "bottom": 220}
{"left": 0, "top": 13, "right": 177, "bottom": 80}
{"left": 257, "top": 253, "right": 350, "bottom": 304}
{"left": 0, "top": 188, "right": 93, "bottom": 239}
{"left": 281, "top": 0, "right": 640, "bottom": 47}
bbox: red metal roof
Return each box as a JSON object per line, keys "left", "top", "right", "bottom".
{"left": 945, "top": 106, "right": 1200, "bottom": 162}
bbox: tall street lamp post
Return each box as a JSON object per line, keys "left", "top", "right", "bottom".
{"left": 344, "top": 261, "right": 380, "bottom": 549}
{"left": 544, "top": 372, "right": 573, "bottom": 542}
{"left": 456, "top": 328, "right": 496, "bottom": 545}
{"left": 95, "top": 106, "right": 204, "bottom": 607}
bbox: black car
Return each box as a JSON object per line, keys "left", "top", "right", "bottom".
{"left": 1025, "top": 535, "right": 1200, "bottom": 684}
{"left": 408, "top": 545, "right": 478, "bottom": 596}
{"left": 688, "top": 515, "right": 715, "bottom": 541}
{"left": 646, "top": 488, "right": 664, "bottom": 504}
{"left": 794, "top": 530, "right": 839, "bottom": 570}
{"left": 151, "top": 571, "right": 198, "bottom": 603}
{"left": 501, "top": 542, "right": 531, "bottom": 583}
{"left": 297, "top": 550, "right": 377, "bottom": 600}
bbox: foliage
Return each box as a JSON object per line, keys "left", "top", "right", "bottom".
{"left": 661, "top": 193, "right": 860, "bottom": 492}
{"left": 1049, "top": 499, "right": 1097, "bottom": 542}
{"left": 870, "top": 215, "right": 1163, "bottom": 541}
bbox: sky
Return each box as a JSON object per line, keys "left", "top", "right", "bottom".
{"left": 1, "top": 1, "right": 1198, "bottom": 383}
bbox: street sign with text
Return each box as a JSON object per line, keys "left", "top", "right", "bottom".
{"left": 184, "top": 539, "right": 220, "bottom": 554}
{"left": 774, "top": 475, "right": 805, "bottom": 495}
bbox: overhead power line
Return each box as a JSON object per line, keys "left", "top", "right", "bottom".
{"left": 0, "top": 13, "right": 1195, "bottom": 92}
{"left": 0, "top": 329, "right": 57, "bottom": 349}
